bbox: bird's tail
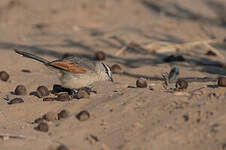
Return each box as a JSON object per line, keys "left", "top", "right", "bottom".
{"left": 14, "top": 49, "right": 50, "bottom": 64}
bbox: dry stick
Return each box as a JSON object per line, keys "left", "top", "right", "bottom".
{"left": 115, "top": 39, "right": 219, "bottom": 54}
{"left": 203, "top": 42, "right": 224, "bottom": 59}
{"left": 0, "top": 133, "right": 61, "bottom": 144}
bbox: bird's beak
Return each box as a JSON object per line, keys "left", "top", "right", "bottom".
{"left": 109, "top": 76, "right": 114, "bottom": 82}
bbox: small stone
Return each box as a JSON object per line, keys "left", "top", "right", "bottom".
{"left": 76, "top": 110, "right": 90, "bottom": 121}
{"left": 15, "top": 85, "right": 27, "bottom": 95}
{"left": 0, "top": 71, "right": 9, "bottom": 81}
{"left": 34, "top": 117, "right": 44, "bottom": 124}
{"left": 111, "top": 64, "right": 123, "bottom": 74}
{"left": 36, "top": 86, "right": 49, "bottom": 98}
{"left": 35, "top": 122, "right": 48, "bottom": 132}
{"left": 175, "top": 79, "right": 188, "bottom": 90}
{"left": 43, "top": 97, "right": 57, "bottom": 101}
{"left": 136, "top": 78, "right": 147, "bottom": 88}
{"left": 218, "top": 77, "right": 226, "bottom": 87}
{"left": 57, "top": 93, "right": 71, "bottom": 101}
{"left": 8, "top": 98, "right": 24, "bottom": 104}
{"left": 77, "top": 88, "right": 90, "bottom": 99}
{"left": 21, "top": 69, "right": 31, "bottom": 73}
{"left": 43, "top": 112, "right": 58, "bottom": 122}
{"left": 95, "top": 51, "right": 106, "bottom": 61}
{"left": 58, "top": 109, "right": 69, "bottom": 120}
{"left": 56, "top": 144, "right": 69, "bottom": 150}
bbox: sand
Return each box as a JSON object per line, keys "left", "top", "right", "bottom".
{"left": 1, "top": 0, "right": 226, "bottom": 149}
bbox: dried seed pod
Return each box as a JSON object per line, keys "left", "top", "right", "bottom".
{"left": 0, "top": 71, "right": 9, "bottom": 81}
{"left": 8, "top": 98, "right": 24, "bottom": 104}
{"left": 36, "top": 86, "right": 49, "bottom": 98}
{"left": 136, "top": 78, "right": 147, "bottom": 88}
{"left": 95, "top": 51, "right": 106, "bottom": 61}
{"left": 57, "top": 93, "right": 71, "bottom": 101}
{"left": 218, "top": 77, "right": 226, "bottom": 87}
{"left": 15, "top": 85, "right": 27, "bottom": 95}
{"left": 35, "top": 122, "right": 48, "bottom": 132}
{"left": 77, "top": 88, "right": 90, "bottom": 99}
{"left": 58, "top": 109, "right": 69, "bottom": 120}
{"left": 175, "top": 79, "right": 188, "bottom": 90}
{"left": 76, "top": 110, "right": 90, "bottom": 121}
{"left": 111, "top": 64, "right": 123, "bottom": 74}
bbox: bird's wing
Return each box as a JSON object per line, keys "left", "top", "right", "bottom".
{"left": 48, "top": 60, "right": 87, "bottom": 74}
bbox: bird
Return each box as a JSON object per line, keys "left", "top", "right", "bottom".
{"left": 14, "top": 49, "right": 113, "bottom": 94}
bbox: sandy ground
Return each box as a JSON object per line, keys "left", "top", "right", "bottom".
{"left": 1, "top": 0, "right": 226, "bottom": 150}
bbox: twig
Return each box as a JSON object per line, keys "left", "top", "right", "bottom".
{"left": 0, "top": 133, "right": 61, "bottom": 144}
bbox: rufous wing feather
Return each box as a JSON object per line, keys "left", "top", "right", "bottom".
{"left": 49, "top": 61, "right": 86, "bottom": 74}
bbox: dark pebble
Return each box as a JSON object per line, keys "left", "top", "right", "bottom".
{"left": 43, "top": 97, "right": 57, "bottom": 101}
{"left": 77, "top": 88, "right": 90, "bottom": 99}
{"left": 175, "top": 79, "right": 188, "bottom": 90}
{"left": 111, "top": 64, "right": 123, "bottom": 74}
{"left": 35, "top": 122, "right": 49, "bottom": 132}
{"left": 76, "top": 110, "right": 90, "bottom": 121}
{"left": 15, "top": 85, "right": 27, "bottom": 95}
{"left": 163, "top": 55, "right": 185, "bottom": 62}
{"left": 58, "top": 109, "right": 69, "bottom": 120}
{"left": 136, "top": 78, "right": 148, "bottom": 88}
{"left": 21, "top": 69, "right": 31, "bottom": 73}
{"left": 36, "top": 86, "right": 49, "bottom": 98}
{"left": 218, "top": 77, "right": 226, "bottom": 87}
{"left": 34, "top": 117, "right": 44, "bottom": 124}
{"left": 56, "top": 144, "right": 69, "bottom": 150}
{"left": 8, "top": 98, "right": 24, "bottom": 104}
{"left": 57, "top": 93, "right": 71, "bottom": 101}
{"left": 0, "top": 71, "right": 9, "bottom": 81}
{"left": 95, "top": 51, "right": 106, "bottom": 61}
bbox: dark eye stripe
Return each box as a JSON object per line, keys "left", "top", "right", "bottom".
{"left": 102, "top": 63, "right": 111, "bottom": 77}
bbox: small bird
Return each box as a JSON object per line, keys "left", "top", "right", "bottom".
{"left": 14, "top": 49, "right": 113, "bottom": 93}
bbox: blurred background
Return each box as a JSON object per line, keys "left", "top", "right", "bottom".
{"left": 0, "top": 0, "right": 226, "bottom": 71}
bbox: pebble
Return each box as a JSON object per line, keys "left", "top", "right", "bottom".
{"left": 95, "top": 51, "right": 106, "bottom": 61}
{"left": 8, "top": 98, "right": 24, "bottom": 104}
{"left": 57, "top": 93, "right": 71, "bottom": 101}
{"left": 56, "top": 144, "right": 69, "bottom": 150}
{"left": 58, "top": 109, "right": 69, "bottom": 120}
{"left": 175, "top": 79, "right": 188, "bottom": 90}
{"left": 0, "top": 71, "right": 9, "bottom": 81}
{"left": 35, "top": 122, "right": 49, "bottom": 132}
{"left": 36, "top": 86, "right": 49, "bottom": 98}
{"left": 43, "top": 97, "right": 57, "bottom": 101}
{"left": 111, "top": 64, "right": 123, "bottom": 74}
{"left": 15, "top": 85, "right": 27, "bottom": 95}
{"left": 77, "top": 88, "right": 90, "bottom": 99}
{"left": 76, "top": 110, "right": 90, "bottom": 121}
{"left": 218, "top": 77, "right": 226, "bottom": 87}
{"left": 136, "top": 78, "right": 147, "bottom": 88}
